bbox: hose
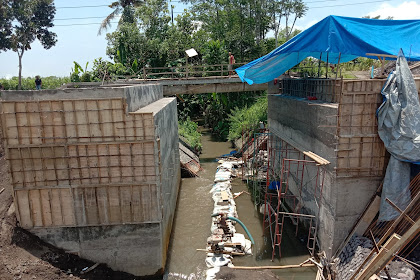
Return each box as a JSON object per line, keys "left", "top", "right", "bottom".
{"left": 211, "top": 213, "right": 255, "bottom": 245}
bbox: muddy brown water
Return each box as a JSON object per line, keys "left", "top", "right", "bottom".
{"left": 164, "top": 129, "right": 316, "bottom": 280}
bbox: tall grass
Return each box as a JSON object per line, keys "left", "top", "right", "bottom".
{"left": 0, "top": 76, "right": 70, "bottom": 90}
{"left": 227, "top": 95, "right": 268, "bottom": 141}
{"left": 178, "top": 117, "right": 202, "bottom": 153}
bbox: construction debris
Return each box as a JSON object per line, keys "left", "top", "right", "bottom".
{"left": 205, "top": 159, "right": 253, "bottom": 280}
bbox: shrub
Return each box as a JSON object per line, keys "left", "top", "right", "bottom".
{"left": 227, "top": 95, "right": 268, "bottom": 141}
{"left": 178, "top": 118, "right": 202, "bottom": 153}
{"left": 0, "top": 76, "right": 70, "bottom": 90}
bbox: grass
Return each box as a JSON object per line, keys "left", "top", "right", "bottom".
{"left": 0, "top": 76, "right": 70, "bottom": 90}
{"left": 227, "top": 95, "right": 268, "bottom": 141}
{"left": 178, "top": 117, "right": 202, "bottom": 153}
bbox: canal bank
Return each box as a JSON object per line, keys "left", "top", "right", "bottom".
{"left": 165, "top": 129, "right": 316, "bottom": 280}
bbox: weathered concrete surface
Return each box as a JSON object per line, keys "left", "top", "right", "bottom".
{"left": 0, "top": 87, "right": 126, "bottom": 100}
{"left": 62, "top": 77, "right": 268, "bottom": 95}
{"left": 1, "top": 84, "right": 163, "bottom": 113}
{"left": 162, "top": 81, "right": 267, "bottom": 95}
{"left": 31, "top": 223, "right": 162, "bottom": 276}
{"left": 268, "top": 95, "right": 338, "bottom": 169}
{"left": 124, "top": 84, "right": 163, "bottom": 112}
{"left": 137, "top": 97, "right": 181, "bottom": 269}
{"left": 2, "top": 85, "right": 181, "bottom": 277}
{"left": 267, "top": 94, "right": 382, "bottom": 258}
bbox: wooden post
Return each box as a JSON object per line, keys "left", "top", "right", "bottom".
{"left": 143, "top": 67, "right": 146, "bottom": 80}
{"left": 186, "top": 54, "right": 189, "bottom": 78}
{"left": 318, "top": 52, "right": 322, "bottom": 77}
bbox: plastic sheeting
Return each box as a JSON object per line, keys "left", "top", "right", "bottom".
{"left": 377, "top": 50, "right": 420, "bottom": 221}
{"left": 236, "top": 16, "right": 420, "bottom": 85}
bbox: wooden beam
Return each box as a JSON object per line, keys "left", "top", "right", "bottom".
{"left": 355, "top": 217, "right": 420, "bottom": 280}
{"left": 385, "top": 198, "right": 415, "bottom": 225}
{"left": 350, "top": 187, "right": 420, "bottom": 279}
{"left": 230, "top": 263, "right": 315, "bottom": 270}
{"left": 355, "top": 233, "right": 401, "bottom": 280}
{"left": 365, "top": 53, "right": 397, "bottom": 59}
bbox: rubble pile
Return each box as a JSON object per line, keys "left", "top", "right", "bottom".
{"left": 336, "top": 236, "right": 374, "bottom": 280}
{"left": 336, "top": 235, "right": 416, "bottom": 280}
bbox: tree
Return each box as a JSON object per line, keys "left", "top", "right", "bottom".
{"left": 98, "top": 0, "right": 143, "bottom": 35}
{"left": 268, "top": 0, "right": 307, "bottom": 47}
{"left": 9, "top": 0, "right": 57, "bottom": 89}
{"left": 0, "top": 0, "right": 13, "bottom": 52}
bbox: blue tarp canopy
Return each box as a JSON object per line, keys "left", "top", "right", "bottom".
{"left": 236, "top": 15, "right": 420, "bottom": 85}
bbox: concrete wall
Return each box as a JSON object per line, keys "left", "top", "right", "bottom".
{"left": 1, "top": 84, "right": 181, "bottom": 277}
{"left": 268, "top": 94, "right": 339, "bottom": 257}
{"left": 267, "top": 93, "right": 386, "bottom": 257}
{"left": 31, "top": 223, "right": 162, "bottom": 276}
{"left": 124, "top": 84, "right": 163, "bottom": 112}
{"left": 1, "top": 84, "right": 163, "bottom": 113}
{"left": 137, "top": 97, "right": 181, "bottom": 268}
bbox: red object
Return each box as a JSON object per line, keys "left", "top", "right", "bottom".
{"left": 274, "top": 78, "right": 278, "bottom": 85}
{"left": 307, "top": 96, "right": 317, "bottom": 100}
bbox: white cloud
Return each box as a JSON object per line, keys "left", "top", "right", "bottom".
{"left": 366, "top": 1, "right": 420, "bottom": 20}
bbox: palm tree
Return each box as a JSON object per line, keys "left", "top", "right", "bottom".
{"left": 98, "top": 0, "right": 143, "bottom": 35}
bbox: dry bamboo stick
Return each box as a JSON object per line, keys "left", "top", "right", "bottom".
{"left": 196, "top": 249, "right": 245, "bottom": 256}
{"left": 230, "top": 263, "right": 315, "bottom": 270}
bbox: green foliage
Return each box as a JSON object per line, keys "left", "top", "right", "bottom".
{"left": 178, "top": 117, "right": 202, "bottom": 152}
{"left": 341, "top": 57, "right": 381, "bottom": 71}
{"left": 177, "top": 91, "right": 265, "bottom": 140}
{"left": 70, "top": 61, "right": 93, "bottom": 82}
{"left": 6, "top": 0, "right": 57, "bottom": 89}
{"left": 98, "top": 0, "right": 142, "bottom": 35}
{"left": 0, "top": 0, "right": 13, "bottom": 52}
{"left": 80, "top": 72, "right": 92, "bottom": 82}
{"left": 227, "top": 95, "right": 268, "bottom": 141}
{"left": 0, "top": 76, "right": 70, "bottom": 90}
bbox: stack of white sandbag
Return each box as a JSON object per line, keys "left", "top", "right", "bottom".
{"left": 205, "top": 160, "right": 252, "bottom": 280}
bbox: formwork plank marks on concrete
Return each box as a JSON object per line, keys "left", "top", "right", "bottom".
{"left": 8, "top": 142, "right": 156, "bottom": 188}
{"left": 14, "top": 183, "right": 160, "bottom": 228}
{"left": 1, "top": 99, "right": 155, "bottom": 146}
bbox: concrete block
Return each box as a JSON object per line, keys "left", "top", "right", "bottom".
{"left": 1, "top": 87, "right": 125, "bottom": 101}
{"left": 124, "top": 84, "right": 163, "bottom": 112}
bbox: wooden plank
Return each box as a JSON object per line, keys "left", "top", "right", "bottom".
{"left": 29, "top": 190, "right": 43, "bottom": 227}
{"left": 96, "top": 186, "right": 109, "bottom": 224}
{"left": 50, "top": 189, "right": 63, "bottom": 226}
{"left": 84, "top": 187, "right": 99, "bottom": 225}
{"left": 365, "top": 53, "right": 397, "bottom": 59}
{"left": 355, "top": 196, "right": 381, "bottom": 235}
{"left": 16, "top": 190, "right": 33, "bottom": 228}
{"left": 40, "top": 189, "right": 53, "bottom": 227}
{"left": 120, "top": 186, "right": 132, "bottom": 223}
{"left": 108, "top": 186, "right": 121, "bottom": 223}
{"left": 131, "top": 185, "right": 142, "bottom": 222}
{"left": 355, "top": 234, "right": 401, "bottom": 280}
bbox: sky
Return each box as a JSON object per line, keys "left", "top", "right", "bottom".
{"left": 0, "top": 0, "right": 419, "bottom": 78}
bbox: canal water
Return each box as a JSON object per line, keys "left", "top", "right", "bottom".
{"left": 164, "top": 129, "right": 316, "bottom": 280}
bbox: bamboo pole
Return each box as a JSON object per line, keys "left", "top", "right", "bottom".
{"left": 230, "top": 263, "right": 315, "bottom": 270}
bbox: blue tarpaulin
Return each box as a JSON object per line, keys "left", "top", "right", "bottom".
{"left": 236, "top": 15, "right": 420, "bottom": 85}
